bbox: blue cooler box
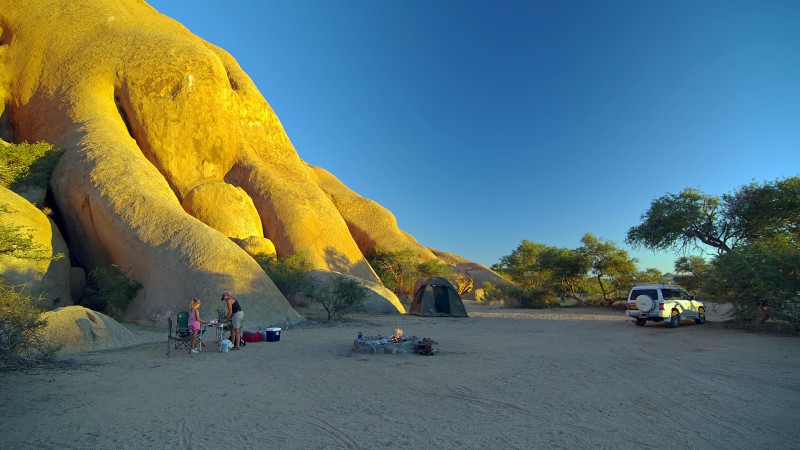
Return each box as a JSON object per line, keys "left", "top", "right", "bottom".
{"left": 266, "top": 327, "right": 281, "bottom": 342}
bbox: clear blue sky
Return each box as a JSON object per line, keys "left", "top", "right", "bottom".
{"left": 148, "top": 0, "right": 800, "bottom": 272}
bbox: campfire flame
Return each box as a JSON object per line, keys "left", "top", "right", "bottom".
{"left": 391, "top": 328, "right": 404, "bottom": 343}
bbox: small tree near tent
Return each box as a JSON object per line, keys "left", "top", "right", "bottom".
{"left": 451, "top": 271, "right": 474, "bottom": 296}
{"left": 368, "top": 248, "right": 419, "bottom": 297}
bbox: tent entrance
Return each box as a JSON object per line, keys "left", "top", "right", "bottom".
{"left": 433, "top": 286, "right": 451, "bottom": 314}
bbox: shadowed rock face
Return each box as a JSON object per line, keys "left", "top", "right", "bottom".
{"left": 0, "top": 0, "right": 434, "bottom": 324}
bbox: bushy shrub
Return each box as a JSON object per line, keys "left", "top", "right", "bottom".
{"left": 82, "top": 265, "right": 142, "bottom": 316}
{"left": 254, "top": 252, "right": 316, "bottom": 307}
{"left": 517, "top": 288, "right": 559, "bottom": 309}
{"left": 479, "top": 282, "right": 504, "bottom": 305}
{"left": 705, "top": 235, "right": 800, "bottom": 330}
{"left": 417, "top": 259, "right": 452, "bottom": 279}
{"left": 0, "top": 284, "right": 58, "bottom": 371}
{"left": 480, "top": 282, "right": 558, "bottom": 309}
{"left": 772, "top": 297, "right": 800, "bottom": 332}
{"left": 311, "top": 276, "right": 367, "bottom": 320}
{"left": 0, "top": 141, "right": 65, "bottom": 191}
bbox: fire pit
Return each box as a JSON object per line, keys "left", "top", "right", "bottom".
{"left": 352, "top": 328, "right": 438, "bottom": 356}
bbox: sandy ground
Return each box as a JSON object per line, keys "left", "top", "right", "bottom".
{"left": 1, "top": 301, "right": 799, "bottom": 449}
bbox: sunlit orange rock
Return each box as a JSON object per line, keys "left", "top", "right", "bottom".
{"left": 0, "top": 0, "right": 440, "bottom": 323}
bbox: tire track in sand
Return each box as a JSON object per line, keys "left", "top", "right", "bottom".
{"left": 305, "top": 415, "right": 361, "bottom": 449}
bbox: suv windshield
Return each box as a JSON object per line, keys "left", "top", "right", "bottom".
{"left": 630, "top": 289, "right": 657, "bottom": 300}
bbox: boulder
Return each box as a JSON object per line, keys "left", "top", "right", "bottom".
{"left": 39, "top": 306, "right": 138, "bottom": 354}
{"left": 0, "top": 187, "right": 72, "bottom": 308}
{"left": 231, "top": 236, "right": 276, "bottom": 258}
{"left": 181, "top": 182, "right": 263, "bottom": 240}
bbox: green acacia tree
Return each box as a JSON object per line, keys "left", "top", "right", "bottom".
{"left": 626, "top": 188, "right": 733, "bottom": 255}
{"left": 537, "top": 246, "right": 589, "bottom": 302}
{"left": 490, "top": 240, "right": 553, "bottom": 289}
{"left": 626, "top": 177, "right": 800, "bottom": 255}
{"left": 723, "top": 177, "right": 800, "bottom": 242}
{"left": 579, "top": 233, "right": 638, "bottom": 305}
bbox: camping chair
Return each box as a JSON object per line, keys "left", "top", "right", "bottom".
{"left": 167, "top": 312, "right": 202, "bottom": 357}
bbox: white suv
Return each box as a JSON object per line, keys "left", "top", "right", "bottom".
{"left": 626, "top": 284, "right": 706, "bottom": 327}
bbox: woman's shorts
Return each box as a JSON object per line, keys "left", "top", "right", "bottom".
{"left": 190, "top": 321, "right": 200, "bottom": 331}
{"left": 231, "top": 311, "right": 244, "bottom": 329}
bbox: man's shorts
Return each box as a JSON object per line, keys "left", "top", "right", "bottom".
{"left": 231, "top": 311, "right": 244, "bottom": 329}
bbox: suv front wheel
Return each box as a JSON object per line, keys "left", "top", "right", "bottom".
{"left": 670, "top": 309, "right": 681, "bottom": 328}
{"left": 695, "top": 307, "right": 706, "bottom": 324}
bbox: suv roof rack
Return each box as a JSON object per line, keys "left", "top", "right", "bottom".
{"left": 632, "top": 282, "right": 683, "bottom": 288}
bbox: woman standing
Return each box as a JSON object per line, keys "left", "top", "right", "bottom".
{"left": 221, "top": 292, "right": 244, "bottom": 350}
{"left": 189, "top": 298, "right": 203, "bottom": 354}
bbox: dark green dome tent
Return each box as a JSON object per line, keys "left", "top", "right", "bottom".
{"left": 408, "top": 277, "right": 468, "bottom": 317}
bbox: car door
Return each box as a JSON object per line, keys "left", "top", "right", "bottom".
{"left": 677, "top": 289, "right": 697, "bottom": 316}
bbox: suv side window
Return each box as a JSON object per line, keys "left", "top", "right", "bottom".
{"left": 661, "top": 288, "right": 692, "bottom": 300}
{"left": 630, "top": 289, "right": 658, "bottom": 300}
{"left": 661, "top": 288, "right": 682, "bottom": 300}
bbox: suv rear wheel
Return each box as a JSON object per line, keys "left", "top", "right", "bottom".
{"left": 670, "top": 309, "right": 681, "bottom": 328}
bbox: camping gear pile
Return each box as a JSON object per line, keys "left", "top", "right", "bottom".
{"left": 352, "top": 330, "right": 438, "bottom": 355}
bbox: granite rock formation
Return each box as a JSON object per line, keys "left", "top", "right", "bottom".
{"left": 0, "top": 0, "right": 441, "bottom": 324}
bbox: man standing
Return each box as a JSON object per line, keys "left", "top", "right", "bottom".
{"left": 221, "top": 292, "right": 244, "bottom": 350}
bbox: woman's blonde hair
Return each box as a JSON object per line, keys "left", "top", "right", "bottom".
{"left": 190, "top": 298, "right": 201, "bottom": 309}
